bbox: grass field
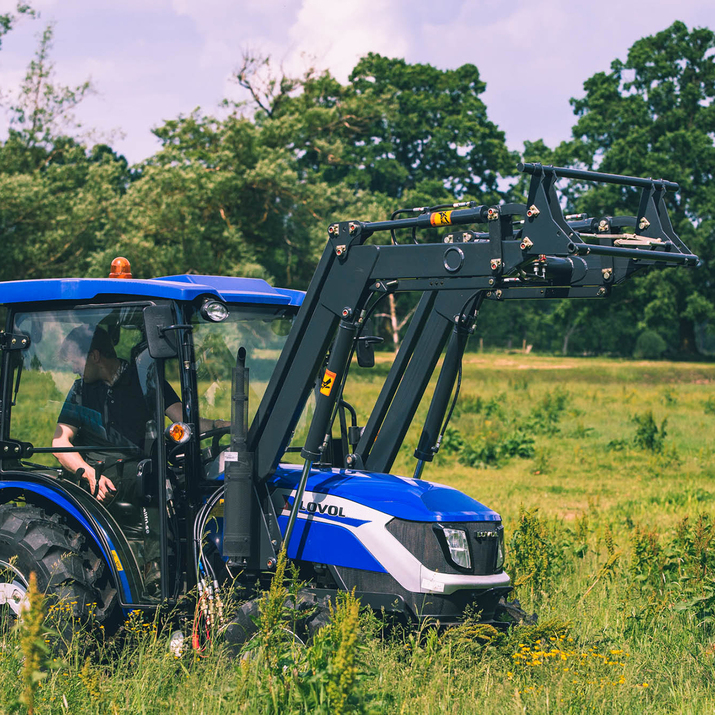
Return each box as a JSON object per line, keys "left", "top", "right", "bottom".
{"left": 3, "top": 352, "right": 715, "bottom": 714}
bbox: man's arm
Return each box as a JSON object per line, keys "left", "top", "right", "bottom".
{"left": 52, "top": 423, "right": 117, "bottom": 502}
{"left": 165, "top": 402, "right": 229, "bottom": 432}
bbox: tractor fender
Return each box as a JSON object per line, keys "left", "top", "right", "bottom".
{"left": 0, "top": 474, "right": 139, "bottom": 605}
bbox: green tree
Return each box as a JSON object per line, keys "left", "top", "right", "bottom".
{"left": 7, "top": 24, "right": 93, "bottom": 152}
{"left": 0, "top": 23, "right": 129, "bottom": 281}
{"left": 346, "top": 54, "right": 515, "bottom": 200}
{"left": 0, "top": 2, "right": 34, "bottom": 51}
{"left": 95, "top": 109, "right": 364, "bottom": 285}
{"left": 260, "top": 53, "right": 516, "bottom": 203}
{"left": 557, "top": 21, "right": 715, "bottom": 354}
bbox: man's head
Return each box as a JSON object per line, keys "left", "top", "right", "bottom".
{"left": 60, "top": 326, "right": 117, "bottom": 381}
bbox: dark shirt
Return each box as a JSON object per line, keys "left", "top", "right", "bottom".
{"left": 58, "top": 359, "right": 180, "bottom": 450}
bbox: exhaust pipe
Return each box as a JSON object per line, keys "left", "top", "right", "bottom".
{"left": 222, "top": 347, "right": 253, "bottom": 565}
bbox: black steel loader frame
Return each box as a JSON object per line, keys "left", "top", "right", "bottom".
{"left": 222, "top": 163, "right": 699, "bottom": 569}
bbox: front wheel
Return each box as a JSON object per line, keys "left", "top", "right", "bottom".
{"left": 0, "top": 504, "right": 118, "bottom": 639}
{"left": 223, "top": 589, "right": 331, "bottom": 655}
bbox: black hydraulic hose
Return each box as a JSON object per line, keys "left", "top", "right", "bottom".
{"left": 322, "top": 292, "right": 390, "bottom": 452}
{"left": 438, "top": 361, "right": 462, "bottom": 449}
{"left": 438, "top": 290, "right": 483, "bottom": 439}
{"left": 413, "top": 291, "right": 481, "bottom": 466}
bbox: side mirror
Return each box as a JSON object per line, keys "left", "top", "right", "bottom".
{"left": 144, "top": 305, "right": 178, "bottom": 358}
{"left": 356, "top": 319, "right": 383, "bottom": 368}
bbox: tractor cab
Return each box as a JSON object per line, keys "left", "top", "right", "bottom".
{"left": 0, "top": 267, "right": 302, "bottom": 607}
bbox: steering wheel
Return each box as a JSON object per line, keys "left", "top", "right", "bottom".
{"left": 198, "top": 427, "right": 232, "bottom": 465}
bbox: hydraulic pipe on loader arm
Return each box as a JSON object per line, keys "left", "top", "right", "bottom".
{"left": 411, "top": 292, "right": 485, "bottom": 479}
{"left": 353, "top": 290, "right": 481, "bottom": 473}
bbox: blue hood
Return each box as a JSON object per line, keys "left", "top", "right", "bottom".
{"left": 270, "top": 466, "right": 501, "bottom": 523}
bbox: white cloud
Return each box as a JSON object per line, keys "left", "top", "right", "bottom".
{"left": 171, "top": 0, "right": 302, "bottom": 69}
{"left": 284, "top": 0, "right": 410, "bottom": 80}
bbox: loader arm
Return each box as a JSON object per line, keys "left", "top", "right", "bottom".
{"left": 235, "top": 163, "right": 698, "bottom": 559}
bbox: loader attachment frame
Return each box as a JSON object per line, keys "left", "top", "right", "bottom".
{"left": 225, "top": 164, "right": 698, "bottom": 562}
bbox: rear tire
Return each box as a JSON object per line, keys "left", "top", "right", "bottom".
{"left": 0, "top": 504, "right": 118, "bottom": 640}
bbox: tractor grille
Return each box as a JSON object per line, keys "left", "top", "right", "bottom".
{"left": 385, "top": 518, "right": 502, "bottom": 575}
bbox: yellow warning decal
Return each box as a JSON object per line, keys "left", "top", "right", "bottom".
{"left": 430, "top": 210, "right": 453, "bottom": 226}
{"left": 110, "top": 550, "right": 124, "bottom": 572}
{"left": 321, "top": 369, "right": 337, "bottom": 396}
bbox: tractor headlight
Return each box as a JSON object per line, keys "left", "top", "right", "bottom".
{"left": 442, "top": 527, "right": 472, "bottom": 570}
{"left": 495, "top": 526, "right": 505, "bottom": 571}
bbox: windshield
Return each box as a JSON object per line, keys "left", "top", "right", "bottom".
{"left": 191, "top": 305, "right": 295, "bottom": 428}
{"left": 7, "top": 306, "right": 168, "bottom": 467}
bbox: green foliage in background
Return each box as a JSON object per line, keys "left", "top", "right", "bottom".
{"left": 0, "top": 15, "right": 712, "bottom": 355}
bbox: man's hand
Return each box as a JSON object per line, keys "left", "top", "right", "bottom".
{"left": 53, "top": 422, "right": 116, "bottom": 502}
{"left": 212, "top": 419, "right": 231, "bottom": 429}
{"left": 80, "top": 467, "right": 117, "bottom": 503}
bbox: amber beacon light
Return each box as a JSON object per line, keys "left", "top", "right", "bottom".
{"left": 109, "top": 257, "right": 133, "bottom": 279}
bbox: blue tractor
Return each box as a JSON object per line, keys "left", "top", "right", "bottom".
{"left": 0, "top": 164, "right": 697, "bottom": 641}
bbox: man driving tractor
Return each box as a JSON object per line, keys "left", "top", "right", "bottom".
{"left": 52, "top": 324, "right": 227, "bottom": 502}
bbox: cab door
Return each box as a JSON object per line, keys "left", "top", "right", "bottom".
{"left": 5, "top": 303, "right": 180, "bottom": 602}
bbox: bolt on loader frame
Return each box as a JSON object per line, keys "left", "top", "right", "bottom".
{"left": 0, "top": 163, "right": 699, "bottom": 637}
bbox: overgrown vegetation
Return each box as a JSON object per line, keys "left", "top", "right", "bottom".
{"left": 1, "top": 12, "right": 714, "bottom": 356}
{"left": 2, "top": 354, "right": 715, "bottom": 713}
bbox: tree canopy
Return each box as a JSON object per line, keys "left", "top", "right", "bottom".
{"left": 555, "top": 21, "right": 715, "bottom": 354}
{"left": 0, "top": 18, "right": 713, "bottom": 357}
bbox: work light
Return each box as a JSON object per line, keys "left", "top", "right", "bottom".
{"left": 200, "top": 299, "right": 229, "bottom": 322}
{"left": 495, "top": 527, "right": 505, "bottom": 571}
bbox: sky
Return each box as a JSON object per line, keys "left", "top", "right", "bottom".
{"left": 0, "top": 0, "right": 712, "bottom": 165}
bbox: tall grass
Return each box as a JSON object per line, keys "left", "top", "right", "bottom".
{"left": 1, "top": 354, "right": 715, "bottom": 713}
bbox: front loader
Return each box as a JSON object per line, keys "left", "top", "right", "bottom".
{"left": 0, "top": 164, "right": 698, "bottom": 642}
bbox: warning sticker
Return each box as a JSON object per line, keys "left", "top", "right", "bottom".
{"left": 110, "top": 550, "right": 124, "bottom": 572}
{"left": 321, "top": 369, "right": 337, "bottom": 396}
{"left": 430, "top": 210, "right": 452, "bottom": 226}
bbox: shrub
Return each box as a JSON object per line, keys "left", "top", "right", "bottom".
{"left": 500, "top": 432, "right": 536, "bottom": 459}
{"left": 661, "top": 387, "right": 678, "bottom": 406}
{"left": 456, "top": 393, "right": 503, "bottom": 417}
{"left": 438, "top": 426, "right": 464, "bottom": 454}
{"left": 632, "top": 410, "right": 668, "bottom": 453}
{"left": 509, "top": 507, "right": 562, "bottom": 603}
{"left": 630, "top": 524, "right": 662, "bottom": 585}
{"left": 527, "top": 388, "right": 569, "bottom": 433}
{"left": 459, "top": 430, "right": 534, "bottom": 469}
{"left": 459, "top": 436, "right": 501, "bottom": 469}
{"left": 633, "top": 330, "right": 667, "bottom": 359}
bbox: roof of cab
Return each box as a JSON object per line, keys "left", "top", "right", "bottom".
{"left": 0, "top": 274, "right": 304, "bottom": 307}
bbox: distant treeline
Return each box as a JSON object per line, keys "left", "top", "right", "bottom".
{"left": 0, "top": 15, "right": 713, "bottom": 357}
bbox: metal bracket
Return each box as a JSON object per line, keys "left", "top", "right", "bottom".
{"left": 329, "top": 221, "right": 365, "bottom": 260}
{"left": 0, "top": 332, "right": 30, "bottom": 351}
{"left": 0, "top": 440, "right": 32, "bottom": 458}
